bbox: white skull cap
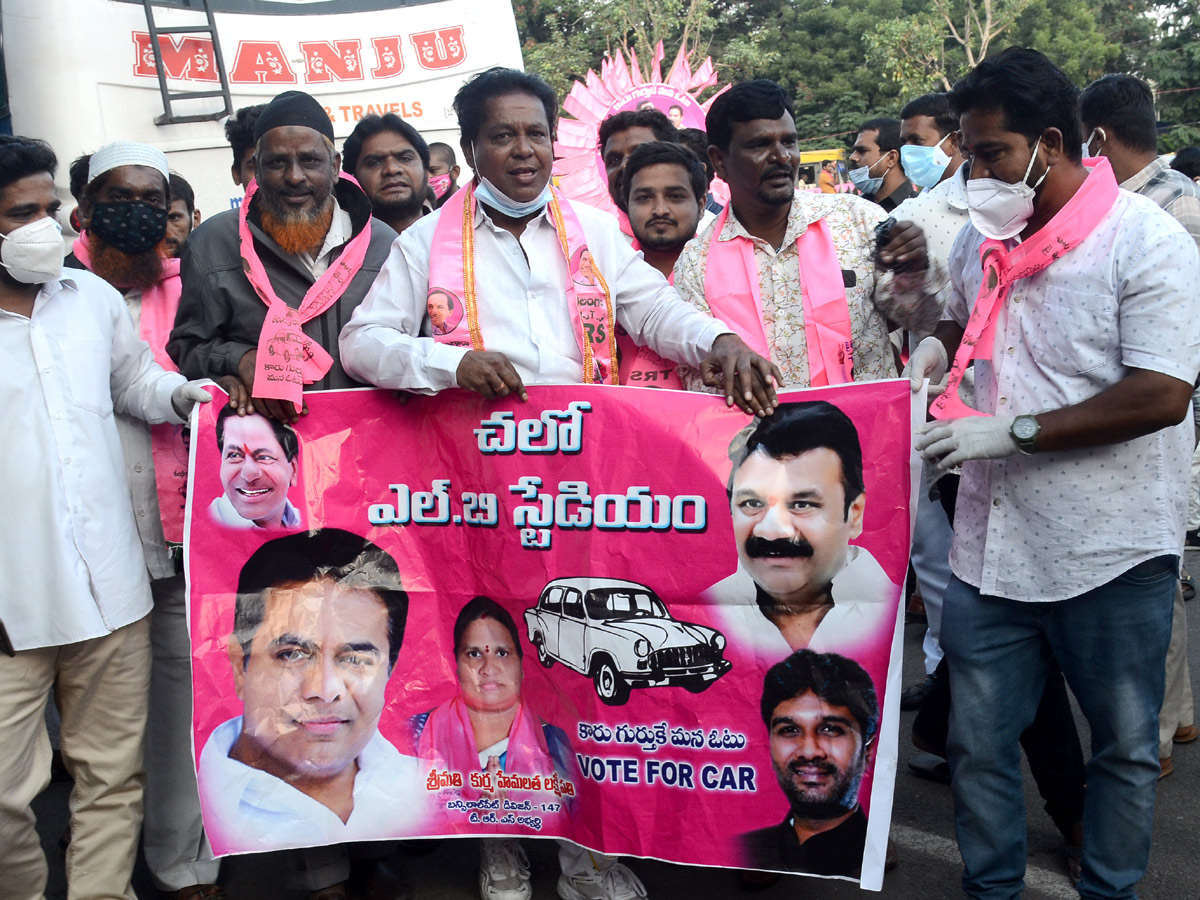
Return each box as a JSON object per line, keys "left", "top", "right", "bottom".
{"left": 88, "top": 142, "right": 170, "bottom": 184}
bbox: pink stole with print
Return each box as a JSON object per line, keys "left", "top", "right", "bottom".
{"left": 702, "top": 204, "right": 853, "bottom": 385}
{"left": 239, "top": 176, "right": 372, "bottom": 407}
{"left": 931, "top": 157, "right": 1120, "bottom": 419}
{"left": 428, "top": 182, "right": 619, "bottom": 384}
{"left": 73, "top": 234, "right": 189, "bottom": 542}
{"left": 417, "top": 697, "right": 556, "bottom": 806}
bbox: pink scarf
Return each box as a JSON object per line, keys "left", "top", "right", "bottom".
{"left": 428, "top": 182, "right": 619, "bottom": 384}
{"left": 417, "top": 697, "right": 557, "bottom": 801}
{"left": 240, "top": 176, "right": 372, "bottom": 407}
{"left": 702, "top": 205, "right": 853, "bottom": 386}
{"left": 932, "top": 157, "right": 1120, "bottom": 419}
{"left": 616, "top": 241, "right": 683, "bottom": 389}
{"left": 72, "top": 233, "right": 188, "bottom": 542}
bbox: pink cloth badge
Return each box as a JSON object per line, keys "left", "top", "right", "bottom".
{"left": 238, "top": 177, "right": 372, "bottom": 407}
{"left": 703, "top": 205, "right": 852, "bottom": 385}
{"left": 429, "top": 182, "right": 619, "bottom": 384}
{"left": 417, "top": 697, "right": 556, "bottom": 802}
{"left": 932, "top": 157, "right": 1120, "bottom": 419}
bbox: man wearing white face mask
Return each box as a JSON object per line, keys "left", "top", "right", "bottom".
{"left": 0, "top": 135, "right": 211, "bottom": 900}
{"left": 848, "top": 118, "right": 914, "bottom": 210}
{"left": 908, "top": 49, "right": 1200, "bottom": 900}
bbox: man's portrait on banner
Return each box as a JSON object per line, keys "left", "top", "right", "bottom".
{"left": 209, "top": 406, "right": 302, "bottom": 530}
{"left": 706, "top": 401, "right": 897, "bottom": 656}
{"left": 198, "top": 529, "right": 428, "bottom": 849}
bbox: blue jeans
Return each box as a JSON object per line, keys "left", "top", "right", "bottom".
{"left": 941, "top": 556, "right": 1176, "bottom": 900}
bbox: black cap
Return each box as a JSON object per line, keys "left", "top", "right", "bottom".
{"left": 253, "top": 90, "right": 335, "bottom": 142}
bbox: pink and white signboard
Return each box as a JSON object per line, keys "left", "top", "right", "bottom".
{"left": 185, "top": 382, "right": 918, "bottom": 890}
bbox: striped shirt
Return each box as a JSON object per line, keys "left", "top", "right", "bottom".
{"left": 1121, "top": 156, "right": 1200, "bottom": 245}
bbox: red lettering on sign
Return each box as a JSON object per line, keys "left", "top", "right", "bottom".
{"left": 409, "top": 27, "right": 466, "bottom": 71}
{"left": 370, "top": 36, "right": 405, "bottom": 79}
{"left": 228, "top": 41, "right": 297, "bottom": 84}
{"left": 132, "top": 32, "right": 219, "bottom": 82}
{"left": 298, "top": 39, "right": 364, "bottom": 83}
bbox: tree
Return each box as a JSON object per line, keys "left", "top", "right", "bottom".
{"left": 1145, "top": 0, "right": 1200, "bottom": 150}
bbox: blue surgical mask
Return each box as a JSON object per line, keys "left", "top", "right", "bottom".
{"left": 900, "top": 134, "right": 954, "bottom": 189}
{"left": 848, "top": 153, "right": 893, "bottom": 196}
{"left": 472, "top": 173, "right": 552, "bottom": 219}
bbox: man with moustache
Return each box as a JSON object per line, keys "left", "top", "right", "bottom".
{"left": 169, "top": 89, "right": 397, "bottom": 429}
{"left": 598, "top": 107, "right": 678, "bottom": 238}
{"left": 167, "top": 89, "right": 405, "bottom": 900}
{"left": 64, "top": 142, "right": 223, "bottom": 900}
{"left": 673, "top": 81, "right": 943, "bottom": 393}
{"left": 708, "top": 401, "right": 897, "bottom": 656}
{"left": 342, "top": 113, "right": 431, "bottom": 235}
{"left": 618, "top": 141, "right": 705, "bottom": 279}
{"left": 165, "top": 173, "right": 201, "bottom": 259}
{"left": 740, "top": 649, "right": 879, "bottom": 878}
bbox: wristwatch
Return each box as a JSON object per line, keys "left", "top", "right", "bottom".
{"left": 1010, "top": 415, "right": 1040, "bottom": 456}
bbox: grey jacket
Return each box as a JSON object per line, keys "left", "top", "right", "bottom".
{"left": 167, "top": 180, "right": 397, "bottom": 390}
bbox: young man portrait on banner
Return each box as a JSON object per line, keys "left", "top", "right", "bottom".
{"left": 198, "top": 528, "right": 426, "bottom": 850}
{"left": 707, "top": 400, "right": 897, "bottom": 657}
{"left": 740, "top": 649, "right": 879, "bottom": 878}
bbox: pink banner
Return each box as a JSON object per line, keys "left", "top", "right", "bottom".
{"left": 185, "top": 382, "right": 918, "bottom": 890}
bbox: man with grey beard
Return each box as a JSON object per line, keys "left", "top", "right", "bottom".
{"left": 169, "top": 90, "right": 397, "bottom": 426}
{"left": 740, "top": 649, "right": 879, "bottom": 878}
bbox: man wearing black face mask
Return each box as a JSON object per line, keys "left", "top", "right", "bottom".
{"left": 64, "top": 140, "right": 227, "bottom": 900}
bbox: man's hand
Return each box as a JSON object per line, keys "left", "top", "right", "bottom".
{"left": 916, "top": 416, "right": 1016, "bottom": 471}
{"left": 700, "top": 333, "right": 783, "bottom": 417}
{"left": 456, "top": 350, "right": 529, "bottom": 401}
{"left": 237, "top": 349, "right": 306, "bottom": 424}
{"left": 905, "top": 335, "right": 949, "bottom": 397}
{"left": 878, "top": 220, "right": 928, "bottom": 272}
{"left": 170, "top": 380, "right": 213, "bottom": 419}
{"left": 215, "top": 375, "right": 252, "bottom": 415}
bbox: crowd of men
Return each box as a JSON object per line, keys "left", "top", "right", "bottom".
{"left": 1, "top": 43, "right": 1199, "bottom": 900}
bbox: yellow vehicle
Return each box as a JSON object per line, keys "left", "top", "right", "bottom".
{"left": 798, "top": 148, "right": 849, "bottom": 191}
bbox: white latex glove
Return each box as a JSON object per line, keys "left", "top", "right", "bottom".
{"left": 904, "top": 335, "right": 949, "bottom": 397}
{"left": 171, "top": 380, "right": 213, "bottom": 419}
{"left": 916, "top": 416, "right": 1016, "bottom": 470}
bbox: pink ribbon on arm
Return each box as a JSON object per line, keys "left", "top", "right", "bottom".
{"left": 703, "top": 205, "right": 853, "bottom": 385}
{"left": 238, "top": 177, "right": 372, "bottom": 408}
{"left": 932, "top": 156, "right": 1121, "bottom": 419}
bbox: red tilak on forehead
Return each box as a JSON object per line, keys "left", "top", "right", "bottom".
{"left": 485, "top": 645, "right": 490, "bottom": 653}
{"left": 242, "top": 443, "right": 253, "bottom": 456}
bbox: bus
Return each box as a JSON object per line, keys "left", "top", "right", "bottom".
{"left": 2, "top": 0, "right": 522, "bottom": 219}
{"left": 798, "top": 148, "right": 850, "bottom": 192}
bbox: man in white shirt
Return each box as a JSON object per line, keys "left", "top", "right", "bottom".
{"left": 340, "top": 67, "right": 780, "bottom": 419}
{"left": 198, "top": 529, "right": 426, "bottom": 851}
{"left": 707, "top": 401, "right": 896, "bottom": 658}
{"left": 911, "top": 49, "right": 1200, "bottom": 900}
{"left": 342, "top": 66, "right": 779, "bottom": 900}
{"left": 0, "top": 135, "right": 210, "bottom": 900}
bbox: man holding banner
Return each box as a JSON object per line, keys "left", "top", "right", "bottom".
{"left": 912, "top": 49, "right": 1200, "bottom": 900}
{"left": 672, "top": 79, "right": 944, "bottom": 390}
{"left": 168, "top": 89, "right": 407, "bottom": 900}
{"left": 340, "top": 65, "right": 781, "bottom": 900}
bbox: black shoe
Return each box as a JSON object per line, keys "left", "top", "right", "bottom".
{"left": 900, "top": 673, "right": 937, "bottom": 711}
{"left": 1186, "top": 529, "right": 1200, "bottom": 548}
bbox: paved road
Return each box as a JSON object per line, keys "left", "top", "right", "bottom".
{"left": 35, "top": 559, "right": 1200, "bottom": 899}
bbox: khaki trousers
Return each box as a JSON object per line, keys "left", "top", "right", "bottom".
{"left": 1160, "top": 582, "right": 1195, "bottom": 758}
{"left": 0, "top": 618, "right": 151, "bottom": 900}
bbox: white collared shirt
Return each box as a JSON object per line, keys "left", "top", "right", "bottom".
{"left": 198, "top": 716, "right": 428, "bottom": 852}
{"left": 0, "top": 272, "right": 185, "bottom": 650}
{"left": 298, "top": 200, "right": 353, "bottom": 277}
{"left": 707, "top": 546, "right": 898, "bottom": 660}
{"left": 891, "top": 167, "right": 969, "bottom": 321}
{"left": 339, "top": 197, "right": 729, "bottom": 393}
{"left": 945, "top": 189, "right": 1200, "bottom": 601}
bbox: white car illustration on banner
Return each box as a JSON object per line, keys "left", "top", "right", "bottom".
{"left": 525, "top": 577, "right": 731, "bottom": 705}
